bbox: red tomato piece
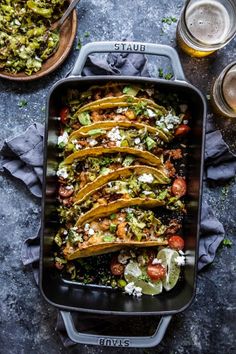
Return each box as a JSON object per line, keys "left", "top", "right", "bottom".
{"left": 175, "top": 124, "right": 191, "bottom": 137}
{"left": 168, "top": 235, "right": 185, "bottom": 250}
{"left": 172, "top": 177, "right": 187, "bottom": 197}
{"left": 60, "top": 107, "right": 69, "bottom": 124}
{"left": 147, "top": 264, "right": 166, "bottom": 281}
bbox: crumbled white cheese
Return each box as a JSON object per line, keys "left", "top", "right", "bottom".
{"left": 63, "top": 230, "right": 68, "bottom": 235}
{"left": 179, "top": 104, "right": 188, "bottom": 113}
{"left": 146, "top": 108, "right": 156, "bottom": 118}
{"left": 116, "top": 107, "right": 128, "bottom": 113}
{"left": 88, "top": 228, "right": 95, "bottom": 236}
{"left": 183, "top": 120, "right": 188, "bottom": 125}
{"left": 167, "top": 123, "right": 174, "bottom": 130}
{"left": 116, "top": 140, "right": 121, "bottom": 147}
{"left": 125, "top": 282, "right": 142, "bottom": 297}
{"left": 138, "top": 173, "right": 154, "bottom": 183}
{"left": 152, "top": 258, "right": 162, "bottom": 265}
{"left": 75, "top": 144, "right": 82, "bottom": 150}
{"left": 134, "top": 137, "right": 141, "bottom": 145}
{"left": 65, "top": 185, "right": 73, "bottom": 190}
{"left": 118, "top": 253, "right": 131, "bottom": 264}
{"left": 71, "top": 226, "right": 78, "bottom": 231}
{"left": 84, "top": 223, "right": 90, "bottom": 232}
{"left": 142, "top": 191, "right": 153, "bottom": 195}
{"left": 57, "top": 167, "right": 68, "bottom": 179}
{"left": 107, "top": 127, "right": 122, "bottom": 141}
{"left": 58, "top": 131, "right": 69, "bottom": 145}
{"left": 71, "top": 139, "right": 78, "bottom": 144}
{"left": 179, "top": 250, "right": 185, "bottom": 256}
{"left": 175, "top": 255, "right": 185, "bottom": 266}
{"left": 87, "top": 138, "right": 97, "bottom": 147}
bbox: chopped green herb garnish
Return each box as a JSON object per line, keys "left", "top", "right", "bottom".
{"left": 158, "top": 68, "right": 164, "bottom": 78}
{"left": 103, "top": 235, "right": 116, "bottom": 242}
{"left": 110, "top": 213, "right": 117, "bottom": 220}
{"left": 77, "top": 37, "right": 83, "bottom": 50}
{"left": 222, "top": 238, "right": 233, "bottom": 247}
{"left": 109, "top": 224, "right": 117, "bottom": 233}
{"left": 164, "top": 73, "right": 173, "bottom": 80}
{"left": 18, "top": 99, "right": 27, "bottom": 108}
{"left": 162, "top": 16, "right": 177, "bottom": 25}
{"left": 84, "top": 31, "right": 90, "bottom": 38}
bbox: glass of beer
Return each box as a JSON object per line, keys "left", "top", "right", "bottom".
{"left": 211, "top": 62, "right": 236, "bottom": 118}
{"left": 177, "top": 0, "right": 236, "bottom": 57}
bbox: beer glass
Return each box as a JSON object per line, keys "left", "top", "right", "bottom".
{"left": 177, "top": 0, "right": 236, "bottom": 57}
{"left": 211, "top": 62, "right": 236, "bottom": 118}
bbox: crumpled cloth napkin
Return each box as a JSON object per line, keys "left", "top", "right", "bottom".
{"left": 1, "top": 52, "right": 234, "bottom": 347}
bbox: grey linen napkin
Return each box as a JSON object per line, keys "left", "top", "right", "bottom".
{"left": 1, "top": 52, "right": 233, "bottom": 346}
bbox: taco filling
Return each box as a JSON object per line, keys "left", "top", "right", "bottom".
{"left": 60, "top": 208, "right": 173, "bottom": 259}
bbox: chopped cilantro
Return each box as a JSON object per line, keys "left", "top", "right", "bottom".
{"left": 158, "top": 68, "right": 173, "bottom": 80}
{"left": 158, "top": 68, "right": 164, "bottom": 78}
{"left": 110, "top": 213, "right": 117, "bottom": 220}
{"left": 164, "top": 72, "right": 173, "bottom": 80}
{"left": 18, "top": 99, "right": 27, "bottom": 108}
{"left": 222, "top": 238, "right": 233, "bottom": 247}
{"left": 84, "top": 31, "right": 90, "bottom": 38}
{"left": 103, "top": 235, "right": 115, "bottom": 242}
{"left": 162, "top": 16, "right": 177, "bottom": 25}
{"left": 77, "top": 37, "right": 83, "bottom": 50}
{"left": 109, "top": 224, "right": 117, "bottom": 233}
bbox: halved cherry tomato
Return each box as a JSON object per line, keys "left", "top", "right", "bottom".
{"left": 168, "top": 235, "right": 185, "bottom": 250}
{"left": 175, "top": 124, "right": 191, "bottom": 137}
{"left": 147, "top": 264, "right": 166, "bottom": 281}
{"left": 58, "top": 185, "right": 74, "bottom": 198}
{"left": 60, "top": 107, "right": 69, "bottom": 124}
{"left": 110, "top": 257, "right": 125, "bottom": 276}
{"left": 172, "top": 177, "right": 187, "bottom": 197}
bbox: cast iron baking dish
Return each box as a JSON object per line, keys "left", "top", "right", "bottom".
{"left": 40, "top": 42, "right": 206, "bottom": 347}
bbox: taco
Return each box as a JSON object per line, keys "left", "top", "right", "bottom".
{"left": 62, "top": 207, "right": 169, "bottom": 259}
{"left": 62, "top": 122, "right": 171, "bottom": 157}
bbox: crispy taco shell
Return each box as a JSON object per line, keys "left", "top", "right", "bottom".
{"left": 63, "top": 147, "right": 162, "bottom": 167}
{"left": 73, "top": 165, "right": 170, "bottom": 204}
{"left": 76, "top": 96, "right": 167, "bottom": 115}
{"left": 76, "top": 198, "right": 165, "bottom": 226}
{"left": 68, "top": 121, "right": 172, "bottom": 143}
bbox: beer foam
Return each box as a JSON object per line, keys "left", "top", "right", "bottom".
{"left": 186, "top": 0, "right": 230, "bottom": 45}
{"left": 223, "top": 66, "right": 236, "bottom": 111}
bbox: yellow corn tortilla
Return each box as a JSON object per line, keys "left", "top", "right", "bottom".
{"left": 76, "top": 96, "right": 167, "bottom": 115}
{"left": 68, "top": 120, "right": 172, "bottom": 143}
{"left": 63, "top": 147, "right": 163, "bottom": 167}
{"left": 76, "top": 198, "right": 165, "bottom": 226}
{"left": 73, "top": 165, "right": 170, "bottom": 204}
{"left": 64, "top": 239, "right": 168, "bottom": 260}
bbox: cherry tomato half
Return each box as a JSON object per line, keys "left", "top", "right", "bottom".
{"left": 60, "top": 107, "right": 69, "bottom": 124}
{"left": 147, "top": 264, "right": 166, "bottom": 281}
{"left": 172, "top": 177, "right": 187, "bottom": 197}
{"left": 168, "top": 235, "right": 185, "bottom": 250}
{"left": 110, "top": 257, "right": 125, "bottom": 276}
{"left": 175, "top": 124, "right": 191, "bottom": 137}
{"left": 58, "top": 185, "right": 74, "bottom": 198}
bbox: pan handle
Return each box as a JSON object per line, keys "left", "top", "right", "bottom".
{"left": 60, "top": 311, "right": 172, "bottom": 348}
{"left": 70, "top": 41, "right": 186, "bottom": 81}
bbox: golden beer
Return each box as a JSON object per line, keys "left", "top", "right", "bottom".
{"left": 211, "top": 62, "right": 236, "bottom": 118}
{"left": 177, "top": 0, "right": 236, "bottom": 58}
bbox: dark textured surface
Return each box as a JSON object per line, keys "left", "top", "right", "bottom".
{"left": 0, "top": 1, "right": 236, "bottom": 353}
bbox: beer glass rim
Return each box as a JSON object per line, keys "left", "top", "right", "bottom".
{"left": 182, "top": 0, "right": 236, "bottom": 49}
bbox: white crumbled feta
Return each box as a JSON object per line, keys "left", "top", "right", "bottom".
{"left": 142, "top": 191, "right": 153, "bottom": 195}
{"left": 134, "top": 137, "right": 141, "bottom": 145}
{"left": 118, "top": 253, "right": 131, "bottom": 265}
{"left": 179, "top": 104, "right": 188, "bottom": 113}
{"left": 71, "top": 139, "right": 78, "bottom": 144}
{"left": 146, "top": 108, "right": 156, "bottom": 118}
{"left": 88, "top": 228, "right": 95, "bottom": 236}
{"left": 75, "top": 144, "right": 82, "bottom": 150}
{"left": 167, "top": 123, "right": 174, "bottom": 130}
{"left": 116, "top": 107, "right": 128, "bottom": 113}
{"left": 183, "top": 120, "right": 189, "bottom": 125}
{"left": 107, "top": 127, "right": 122, "bottom": 142}
{"left": 87, "top": 138, "right": 97, "bottom": 147}
{"left": 65, "top": 185, "right": 73, "bottom": 190}
{"left": 179, "top": 250, "right": 185, "bottom": 256}
{"left": 163, "top": 112, "right": 181, "bottom": 126}
{"left": 116, "top": 140, "right": 121, "bottom": 147}
{"left": 63, "top": 230, "right": 68, "bottom": 235}
{"left": 124, "top": 282, "right": 142, "bottom": 297}
{"left": 175, "top": 255, "right": 185, "bottom": 266}
{"left": 138, "top": 173, "right": 154, "bottom": 184}
{"left": 57, "top": 167, "right": 68, "bottom": 179}
{"left": 58, "top": 131, "right": 69, "bottom": 145}
{"left": 84, "top": 223, "right": 90, "bottom": 232}
{"left": 152, "top": 258, "right": 162, "bottom": 265}
{"left": 71, "top": 226, "right": 78, "bottom": 231}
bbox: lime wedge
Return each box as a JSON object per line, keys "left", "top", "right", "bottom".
{"left": 124, "top": 261, "right": 163, "bottom": 295}
{"left": 157, "top": 248, "right": 180, "bottom": 291}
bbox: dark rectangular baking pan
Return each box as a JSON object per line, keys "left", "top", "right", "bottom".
{"left": 39, "top": 41, "right": 206, "bottom": 347}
